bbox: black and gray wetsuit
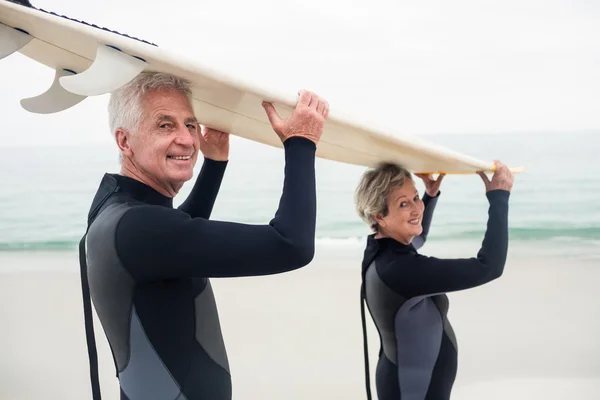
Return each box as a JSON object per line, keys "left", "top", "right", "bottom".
{"left": 80, "top": 137, "right": 317, "bottom": 400}
{"left": 360, "top": 189, "right": 510, "bottom": 400}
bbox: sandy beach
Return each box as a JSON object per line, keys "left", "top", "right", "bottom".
{"left": 1, "top": 242, "right": 599, "bottom": 400}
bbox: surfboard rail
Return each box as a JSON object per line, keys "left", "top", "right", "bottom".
{"left": 0, "top": 0, "right": 524, "bottom": 174}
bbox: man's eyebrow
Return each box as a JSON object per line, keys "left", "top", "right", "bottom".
{"left": 156, "top": 114, "right": 176, "bottom": 122}
{"left": 155, "top": 115, "right": 198, "bottom": 125}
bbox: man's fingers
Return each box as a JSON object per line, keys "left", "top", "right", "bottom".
{"left": 202, "top": 128, "right": 229, "bottom": 144}
{"left": 262, "top": 101, "right": 282, "bottom": 131}
{"left": 308, "top": 92, "right": 318, "bottom": 108}
{"left": 205, "top": 127, "right": 227, "bottom": 135}
{"left": 436, "top": 173, "right": 446, "bottom": 183}
{"left": 199, "top": 127, "right": 209, "bottom": 142}
{"left": 297, "top": 90, "right": 312, "bottom": 107}
{"left": 316, "top": 99, "right": 325, "bottom": 114}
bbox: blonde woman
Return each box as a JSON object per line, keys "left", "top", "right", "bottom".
{"left": 356, "top": 161, "right": 513, "bottom": 400}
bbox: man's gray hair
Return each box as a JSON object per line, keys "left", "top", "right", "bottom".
{"left": 354, "top": 162, "right": 413, "bottom": 232}
{"left": 107, "top": 71, "right": 194, "bottom": 136}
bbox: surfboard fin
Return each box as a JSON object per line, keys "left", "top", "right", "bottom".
{"left": 59, "top": 44, "right": 147, "bottom": 96}
{"left": 0, "top": 23, "right": 33, "bottom": 60}
{"left": 20, "top": 68, "right": 87, "bottom": 114}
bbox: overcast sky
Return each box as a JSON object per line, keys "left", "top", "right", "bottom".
{"left": 0, "top": 0, "right": 598, "bottom": 147}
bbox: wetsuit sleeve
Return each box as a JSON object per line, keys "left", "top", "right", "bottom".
{"left": 177, "top": 158, "right": 228, "bottom": 219}
{"left": 379, "top": 189, "right": 509, "bottom": 297}
{"left": 115, "top": 137, "right": 317, "bottom": 281}
{"left": 411, "top": 191, "right": 440, "bottom": 250}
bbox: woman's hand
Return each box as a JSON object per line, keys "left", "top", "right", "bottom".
{"left": 477, "top": 160, "right": 514, "bottom": 192}
{"left": 415, "top": 173, "right": 445, "bottom": 197}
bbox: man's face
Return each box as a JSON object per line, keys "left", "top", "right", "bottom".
{"left": 118, "top": 89, "right": 200, "bottom": 195}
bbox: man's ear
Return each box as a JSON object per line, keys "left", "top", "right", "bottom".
{"left": 115, "top": 128, "right": 133, "bottom": 157}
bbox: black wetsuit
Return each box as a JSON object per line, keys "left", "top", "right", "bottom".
{"left": 80, "top": 137, "right": 317, "bottom": 400}
{"left": 360, "top": 189, "right": 510, "bottom": 400}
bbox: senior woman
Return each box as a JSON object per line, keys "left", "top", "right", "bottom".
{"left": 355, "top": 161, "right": 513, "bottom": 400}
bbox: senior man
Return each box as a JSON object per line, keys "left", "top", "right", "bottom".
{"left": 79, "top": 71, "right": 329, "bottom": 400}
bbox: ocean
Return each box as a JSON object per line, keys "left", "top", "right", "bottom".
{"left": 1, "top": 131, "right": 599, "bottom": 261}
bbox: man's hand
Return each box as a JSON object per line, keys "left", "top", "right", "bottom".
{"left": 261, "top": 90, "right": 329, "bottom": 145}
{"left": 415, "top": 173, "right": 445, "bottom": 197}
{"left": 477, "top": 160, "right": 514, "bottom": 193}
{"left": 198, "top": 126, "right": 229, "bottom": 161}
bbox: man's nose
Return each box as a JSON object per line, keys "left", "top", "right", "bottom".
{"left": 174, "top": 125, "right": 196, "bottom": 146}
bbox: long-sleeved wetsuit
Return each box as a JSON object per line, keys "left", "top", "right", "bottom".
{"left": 361, "top": 189, "right": 510, "bottom": 400}
{"left": 81, "top": 137, "right": 317, "bottom": 400}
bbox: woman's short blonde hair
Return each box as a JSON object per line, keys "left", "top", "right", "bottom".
{"left": 354, "top": 162, "right": 413, "bottom": 232}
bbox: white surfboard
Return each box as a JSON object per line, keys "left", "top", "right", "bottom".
{"left": 0, "top": 0, "right": 523, "bottom": 174}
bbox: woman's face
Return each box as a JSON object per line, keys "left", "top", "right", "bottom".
{"left": 375, "top": 179, "right": 425, "bottom": 244}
